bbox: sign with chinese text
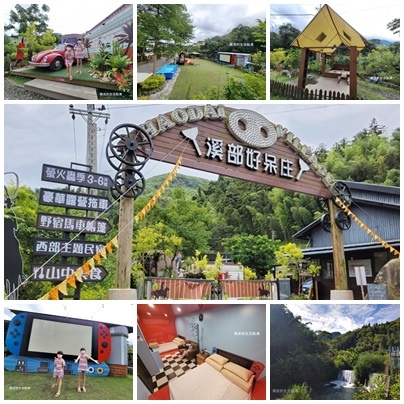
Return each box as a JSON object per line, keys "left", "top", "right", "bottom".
{"left": 34, "top": 238, "right": 105, "bottom": 257}
{"left": 41, "top": 164, "right": 113, "bottom": 190}
{"left": 39, "top": 188, "right": 111, "bottom": 212}
{"left": 136, "top": 105, "right": 332, "bottom": 198}
{"left": 31, "top": 265, "right": 108, "bottom": 282}
{"left": 36, "top": 213, "right": 111, "bottom": 234}
{"left": 367, "top": 283, "right": 388, "bottom": 300}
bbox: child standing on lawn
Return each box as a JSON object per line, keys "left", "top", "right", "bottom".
{"left": 51, "top": 351, "right": 65, "bottom": 398}
{"left": 74, "top": 348, "right": 99, "bottom": 393}
{"left": 64, "top": 44, "right": 74, "bottom": 80}
{"left": 74, "top": 38, "right": 85, "bottom": 74}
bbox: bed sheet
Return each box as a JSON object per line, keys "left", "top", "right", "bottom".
{"left": 169, "top": 362, "right": 250, "bottom": 400}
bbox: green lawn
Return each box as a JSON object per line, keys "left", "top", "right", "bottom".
{"left": 168, "top": 59, "right": 251, "bottom": 100}
{"left": 13, "top": 61, "right": 97, "bottom": 83}
{"left": 4, "top": 371, "right": 133, "bottom": 400}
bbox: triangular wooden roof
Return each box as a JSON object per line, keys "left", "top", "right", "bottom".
{"left": 291, "top": 4, "right": 369, "bottom": 54}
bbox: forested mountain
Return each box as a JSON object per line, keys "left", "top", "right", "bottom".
{"left": 270, "top": 305, "right": 400, "bottom": 397}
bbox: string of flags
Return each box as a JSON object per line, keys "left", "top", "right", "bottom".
{"left": 38, "top": 155, "right": 184, "bottom": 300}
{"left": 335, "top": 197, "right": 400, "bottom": 257}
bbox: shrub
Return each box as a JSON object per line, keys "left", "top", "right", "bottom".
{"left": 282, "top": 383, "right": 311, "bottom": 400}
{"left": 108, "top": 54, "right": 131, "bottom": 73}
{"left": 354, "top": 353, "right": 386, "bottom": 384}
{"left": 139, "top": 74, "right": 165, "bottom": 91}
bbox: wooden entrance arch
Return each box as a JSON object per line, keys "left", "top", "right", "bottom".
{"left": 132, "top": 104, "right": 351, "bottom": 297}
{"left": 291, "top": 4, "right": 369, "bottom": 99}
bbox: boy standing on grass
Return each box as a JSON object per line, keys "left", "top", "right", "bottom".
{"left": 51, "top": 351, "right": 65, "bottom": 398}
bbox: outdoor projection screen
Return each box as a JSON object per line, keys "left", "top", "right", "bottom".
{"left": 219, "top": 54, "right": 231, "bottom": 63}
{"left": 28, "top": 318, "right": 93, "bottom": 356}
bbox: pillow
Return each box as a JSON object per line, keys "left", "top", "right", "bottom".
{"left": 223, "top": 362, "right": 254, "bottom": 382}
{"left": 208, "top": 353, "right": 229, "bottom": 366}
{"left": 205, "top": 357, "right": 223, "bottom": 371}
{"left": 221, "top": 368, "right": 254, "bottom": 393}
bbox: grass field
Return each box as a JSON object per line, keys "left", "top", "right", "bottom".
{"left": 4, "top": 371, "right": 133, "bottom": 400}
{"left": 168, "top": 59, "right": 251, "bottom": 100}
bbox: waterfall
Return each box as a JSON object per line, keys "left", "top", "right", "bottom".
{"left": 338, "top": 370, "right": 355, "bottom": 384}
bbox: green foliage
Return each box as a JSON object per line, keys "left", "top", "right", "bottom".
{"left": 89, "top": 45, "right": 110, "bottom": 72}
{"left": 108, "top": 54, "right": 131, "bottom": 72}
{"left": 354, "top": 373, "right": 400, "bottom": 400}
{"left": 354, "top": 353, "right": 387, "bottom": 384}
{"left": 223, "top": 234, "right": 280, "bottom": 277}
{"left": 223, "top": 74, "right": 266, "bottom": 100}
{"left": 139, "top": 74, "right": 165, "bottom": 91}
{"left": 5, "top": 4, "right": 50, "bottom": 36}
{"left": 243, "top": 266, "right": 257, "bottom": 280}
{"left": 282, "top": 383, "right": 312, "bottom": 400}
{"left": 275, "top": 242, "right": 304, "bottom": 279}
{"left": 308, "top": 60, "right": 322, "bottom": 74}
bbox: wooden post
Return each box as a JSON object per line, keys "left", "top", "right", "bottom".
{"left": 297, "top": 48, "right": 310, "bottom": 90}
{"left": 349, "top": 46, "right": 358, "bottom": 99}
{"left": 116, "top": 195, "right": 134, "bottom": 289}
{"left": 328, "top": 200, "right": 348, "bottom": 290}
{"left": 321, "top": 53, "right": 326, "bottom": 75}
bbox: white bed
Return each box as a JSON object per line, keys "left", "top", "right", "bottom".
{"left": 169, "top": 362, "right": 251, "bottom": 400}
{"left": 158, "top": 341, "right": 179, "bottom": 354}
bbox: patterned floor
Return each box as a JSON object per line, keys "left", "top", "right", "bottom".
{"left": 152, "top": 352, "right": 197, "bottom": 392}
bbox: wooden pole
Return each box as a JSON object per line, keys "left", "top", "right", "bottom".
{"left": 328, "top": 200, "right": 348, "bottom": 290}
{"left": 349, "top": 46, "right": 358, "bottom": 99}
{"left": 116, "top": 194, "right": 133, "bottom": 289}
{"left": 297, "top": 48, "right": 310, "bottom": 90}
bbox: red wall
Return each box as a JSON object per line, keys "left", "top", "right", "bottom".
{"left": 138, "top": 305, "right": 178, "bottom": 344}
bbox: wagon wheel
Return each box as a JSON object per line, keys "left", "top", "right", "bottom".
{"left": 331, "top": 181, "right": 352, "bottom": 208}
{"left": 335, "top": 210, "right": 352, "bottom": 231}
{"left": 321, "top": 213, "right": 331, "bottom": 233}
{"left": 316, "top": 197, "right": 329, "bottom": 212}
{"left": 107, "top": 124, "right": 153, "bottom": 168}
{"left": 113, "top": 168, "right": 145, "bottom": 199}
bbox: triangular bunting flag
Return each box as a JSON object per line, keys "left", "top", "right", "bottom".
{"left": 76, "top": 268, "right": 83, "bottom": 283}
{"left": 94, "top": 253, "right": 102, "bottom": 265}
{"left": 38, "top": 293, "right": 49, "bottom": 300}
{"left": 82, "top": 262, "right": 91, "bottom": 275}
{"left": 88, "top": 258, "right": 95, "bottom": 269}
{"left": 100, "top": 247, "right": 107, "bottom": 259}
{"left": 49, "top": 288, "right": 60, "bottom": 300}
{"left": 112, "top": 236, "right": 119, "bottom": 248}
{"left": 58, "top": 280, "right": 68, "bottom": 295}
{"left": 67, "top": 274, "right": 77, "bottom": 288}
{"left": 106, "top": 242, "right": 113, "bottom": 254}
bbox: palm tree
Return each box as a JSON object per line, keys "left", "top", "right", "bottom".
{"left": 114, "top": 22, "right": 133, "bottom": 56}
{"left": 83, "top": 37, "right": 92, "bottom": 59}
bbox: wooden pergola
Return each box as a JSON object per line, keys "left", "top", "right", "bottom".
{"left": 291, "top": 4, "right": 369, "bottom": 99}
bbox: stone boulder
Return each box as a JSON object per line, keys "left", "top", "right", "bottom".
{"left": 374, "top": 258, "right": 400, "bottom": 299}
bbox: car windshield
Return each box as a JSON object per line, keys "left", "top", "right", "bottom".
{"left": 54, "top": 44, "right": 65, "bottom": 50}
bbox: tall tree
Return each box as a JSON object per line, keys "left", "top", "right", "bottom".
{"left": 137, "top": 4, "right": 194, "bottom": 74}
{"left": 5, "top": 4, "right": 50, "bottom": 37}
{"left": 387, "top": 18, "right": 400, "bottom": 35}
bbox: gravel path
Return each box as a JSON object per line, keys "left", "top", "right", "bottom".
{"left": 4, "top": 76, "right": 55, "bottom": 100}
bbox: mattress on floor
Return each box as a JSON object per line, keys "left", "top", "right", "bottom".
{"left": 158, "top": 342, "right": 179, "bottom": 353}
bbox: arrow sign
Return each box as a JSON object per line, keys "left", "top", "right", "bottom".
{"left": 31, "top": 265, "right": 108, "bottom": 282}
{"left": 39, "top": 188, "right": 112, "bottom": 212}
{"left": 34, "top": 238, "right": 105, "bottom": 257}
{"left": 181, "top": 127, "right": 202, "bottom": 156}
{"left": 36, "top": 213, "right": 111, "bottom": 235}
{"left": 42, "top": 164, "right": 113, "bottom": 190}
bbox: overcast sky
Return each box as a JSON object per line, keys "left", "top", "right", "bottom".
{"left": 270, "top": 1, "right": 400, "bottom": 42}
{"left": 4, "top": 103, "right": 400, "bottom": 190}
{"left": 185, "top": 3, "right": 266, "bottom": 43}
{"left": 285, "top": 303, "right": 400, "bottom": 334}
{"left": 4, "top": 301, "right": 134, "bottom": 343}
{"left": 4, "top": 2, "right": 126, "bottom": 36}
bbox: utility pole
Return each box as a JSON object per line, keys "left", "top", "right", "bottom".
{"left": 68, "top": 104, "right": 110, "bottom": 172}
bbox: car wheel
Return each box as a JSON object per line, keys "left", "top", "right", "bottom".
{"left": 50, "top": 57, "right": 64, "bottom": 71}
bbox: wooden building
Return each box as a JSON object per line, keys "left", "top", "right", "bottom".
{"left": 293, "top": 181, "right": 400, "bottom": 299}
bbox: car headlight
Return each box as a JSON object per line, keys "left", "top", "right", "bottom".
{"left": 43, "top": 56, "right": 48, "bottom": 62}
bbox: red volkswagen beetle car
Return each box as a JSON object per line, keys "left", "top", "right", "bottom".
{"left": 29, "top": 44, "right": 75, "bottom": 71}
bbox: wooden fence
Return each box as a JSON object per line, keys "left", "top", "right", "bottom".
{"left": 143, "top": 278, "right": 272, "bottom": 300}
{"left": 270, "top": 80, "right": 359, "bottom": 100}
